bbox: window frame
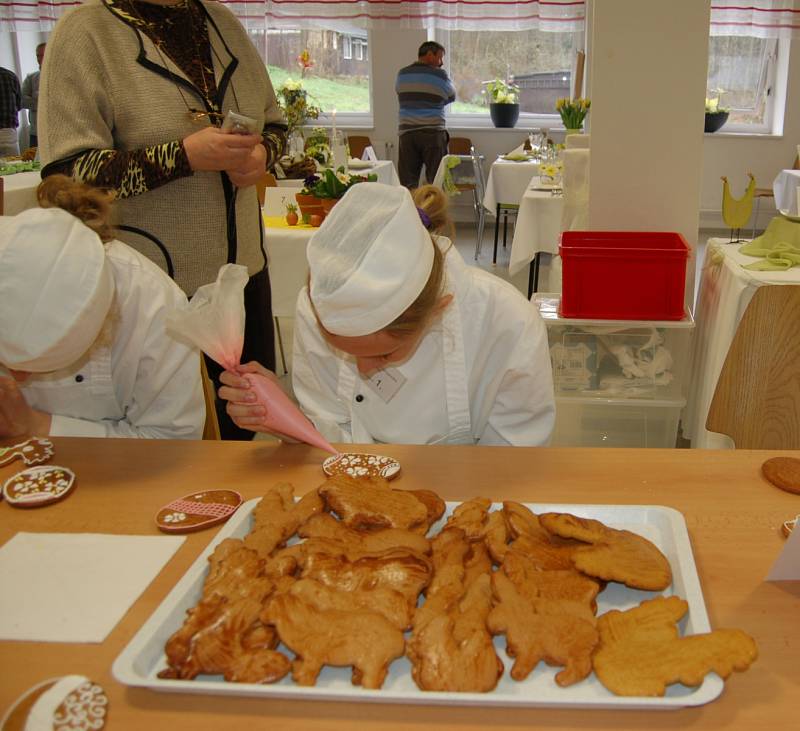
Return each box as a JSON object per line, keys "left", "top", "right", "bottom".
{"left": 706, "top": 35, "right": 781, "bottom": 136}
{"left": 343, "top": 35, "right": 353, "bottom": 60}
{"left": 433, "top": 27, "right": 585, "bottom": 131}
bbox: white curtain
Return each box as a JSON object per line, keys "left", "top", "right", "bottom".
{"left": 710, "top": 0, "right": 800, "bottom": 39}
{"left": 1, "top": 1, "right": 585, "bottom": 32}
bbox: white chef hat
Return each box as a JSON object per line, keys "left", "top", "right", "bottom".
{"left": 0, "top": 207, "right": 115, "bottom": 373}
{"left": 307, "top": 182, "right": 433, "bottom": 337}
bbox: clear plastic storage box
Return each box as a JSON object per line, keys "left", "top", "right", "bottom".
{"left": 535, "top": 295, "right": 694, "bottom": 448}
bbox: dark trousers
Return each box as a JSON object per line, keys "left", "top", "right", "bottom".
{"left": 203, "top": 267, "right": 275, "bottom": 441}
{"left": 29, "top": 134, "right": 38, "bottom": 148}
{"left": 398, "top": 128, "right": 449, "bottom": 189}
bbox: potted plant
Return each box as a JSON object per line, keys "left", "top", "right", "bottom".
{"left": 555, "top": 97, "right": 591, "bottom": 134}
{"left": 304, "top": 126, "right": 332, "bottom": 166}
{"left": 312, "top": 169, "right": 379, "bottom": 214}
{"left": 295, "top": 174, "right": 324, "bottom": 223}
{"left": 704, "top": 92, "right": 730, "bottom": 133}
{"left": 284, "top": 201, "right": 299, "bottom": 226}
{"left": 484, "top": 78, "right": 521, "bottom": 128}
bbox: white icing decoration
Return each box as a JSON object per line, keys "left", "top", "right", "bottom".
{"left": 163, "top": 512, "right": 187, "bottom": 523}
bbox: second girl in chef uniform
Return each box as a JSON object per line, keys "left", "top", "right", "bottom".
{"left": 220, "top": 182, "right": 555, "bottom": 446}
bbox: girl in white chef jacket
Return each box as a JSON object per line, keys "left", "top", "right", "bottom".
{"left": 221, "top": 182, "right": 555, "bottom": 445}
{"left": 0, "top": 176, "right": 204, "bottom": 440}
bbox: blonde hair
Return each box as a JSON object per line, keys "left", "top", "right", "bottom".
{"left": 37, "top": 175, "right": 117, "bottom": 243}
{"left": 383, "top": 185, "right": 454, "bottom": 336}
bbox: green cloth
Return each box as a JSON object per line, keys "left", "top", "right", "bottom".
{"left": 441, "top": 155, "right": 463, "bottom": 197}
{"left": 739, "top": 216, "right": 800, "bottom": 270}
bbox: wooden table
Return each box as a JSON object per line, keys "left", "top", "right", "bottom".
{"left": 1, "top": 439, "right": 797, "bottom": 730}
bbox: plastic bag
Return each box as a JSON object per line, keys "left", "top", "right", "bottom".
{"left": 167, "top": 264, "right": 337, "bottom": 454}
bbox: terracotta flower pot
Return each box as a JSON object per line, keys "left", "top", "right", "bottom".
{"left": 295, "top": 193, "right": 324, "bottom": 222}
{"left": 321, "top": 197, "right": 340, "bottom": 215}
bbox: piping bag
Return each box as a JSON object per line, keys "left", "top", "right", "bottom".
{"left": 167, "top": 264, "right": 337, "bottom": 454}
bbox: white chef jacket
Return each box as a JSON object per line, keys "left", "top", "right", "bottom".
{"left": 292, "top": 239, "right": 555, "bottom": 446}
{"left": 9, "top": 240, "right": 205, "bottom": 439}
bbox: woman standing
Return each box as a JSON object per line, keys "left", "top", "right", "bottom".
{"left": 38, "top": 0, "right": 286, "bottom": 438}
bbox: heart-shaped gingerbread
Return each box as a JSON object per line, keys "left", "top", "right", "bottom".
{"left": 155, "top": 490, "right": 243, "bottom": 534}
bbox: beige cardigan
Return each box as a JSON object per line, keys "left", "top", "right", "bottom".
{"left": 39, "top": 0, "right": 285, "bottom": 295}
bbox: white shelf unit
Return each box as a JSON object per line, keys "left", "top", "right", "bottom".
{"left": 534, "top": 295, "right": 695, "bottom": 448}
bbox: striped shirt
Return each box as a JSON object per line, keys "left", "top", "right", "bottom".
{"left": 395, "top": 62, "right": 456, "bottom": 134}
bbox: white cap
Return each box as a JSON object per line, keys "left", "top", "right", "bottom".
{"left": 307, "top": 182, "right": 433, "bottom": 337}
{"left": 0, "top": 207, "right": 115, "bottom": 372}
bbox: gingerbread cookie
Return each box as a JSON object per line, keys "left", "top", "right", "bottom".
{"left": 2, "top": 466, "right": 76, "bottom": 508}
{"left": 782, "top": 516, "right": 798, "bottom": 538}
{"left": 322, "top": 453, "right": 401, "bottom": 480}
{"left": 155, "top": 490, "right": 243, "bottom": 534}
{"left": 0, "top": 675, "right": 107, "bottom": 731}
{"left": 761, "top": 457, "right": 800, "bottom": 495}
{"left": 0, "top": 437, "right": 54, "bottom": 468}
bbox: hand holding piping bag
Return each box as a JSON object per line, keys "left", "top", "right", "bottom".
{"left": 166, "top": 264, "right": 338, "bottom": 453}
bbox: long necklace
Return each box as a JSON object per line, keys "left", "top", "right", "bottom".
{"left": 123, "top": 0, "right": 224, "bottom": 126}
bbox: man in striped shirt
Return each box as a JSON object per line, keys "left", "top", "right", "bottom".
{"left": 395, "top": 41, "right": 456, "bottom": 189}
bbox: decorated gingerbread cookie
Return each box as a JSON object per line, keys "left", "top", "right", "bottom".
{"left": 322, "top": 453, "right": 401, "bottom": 480}
{"left": 0, "top": 437, "right": 54, "bottom": 469}
{"left": 155, "top": 490, "right": 243, "bottom": 534}
{"left": 0, "top": 675, "right": 108, "bottom": 731}
{"left": 761, "top": 456, "right": 800, "bottom": 495}
{"left": 2, "top": 466, "right": 76, "bottom": 508}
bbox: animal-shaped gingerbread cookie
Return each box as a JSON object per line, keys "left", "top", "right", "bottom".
{"left": 593, "top": 595, "right": 758, "bottom": 696}
{"left": 0, "top": 437, "right": 54, "bottom": 468}
{"left": 155, "top": 490, "right": 243, "bottom": 534}
{"left": 2, "top": 466, "right": 76, "bottom": 508}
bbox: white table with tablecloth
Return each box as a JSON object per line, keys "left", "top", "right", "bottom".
{"left": 1, "top": 169, "right": 41, "bottom": 215}
{"left": 682, "top": 238, "right": 800, "bottom": 449}
{"left": 772, "top": 168, "right": 800, "bottom": 219}
{"left": 507, "top": 178, "right": 564, "bottom": 295}
{"left": 482, "top": 157, "right": 540, "bottom": 213}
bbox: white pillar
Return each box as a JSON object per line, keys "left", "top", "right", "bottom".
{"left": 588, "top": 0, "right": 711, "bottom": 304}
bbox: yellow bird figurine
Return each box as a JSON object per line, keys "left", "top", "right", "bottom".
{"left": 721, "top": 173, "right": 756, "bottom": 243}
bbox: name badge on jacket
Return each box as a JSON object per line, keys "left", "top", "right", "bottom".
{"left": 364, "top": 367, "right": 407, "bottom": 404}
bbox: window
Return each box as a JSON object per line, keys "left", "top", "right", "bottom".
{"left": 435, "top": 28, "right": 581, "bottom": 127}
{"left": 706, "top": 35, "right": 779, "bottom": 134}
{"left": 248, "top": 28, "right": 371, "bottom": 117}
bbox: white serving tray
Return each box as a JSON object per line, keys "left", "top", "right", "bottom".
{"left": 113, "top": 501, "right": 723, "bottom": 710}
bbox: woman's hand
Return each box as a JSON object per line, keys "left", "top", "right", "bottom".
{"left": 183, "top": 127, "right": 261, "bottom": 173}
{"left": 0, "top": 377, "right": 52, "bottom": 438}
{"left": 227, "top": 143, "right": 267, "bottom": 188}
{"left": 218, "top": 362, "right": 298, "bottom": 441}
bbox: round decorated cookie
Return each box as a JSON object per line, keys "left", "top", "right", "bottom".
{"left": 155, "top": 490, "right": 243, "bottom": 534}
{"left": 322, "top": 453, "right": 401, "bottom": 480}
{"left": 761, "top": 457, "right": 800, "bottom": 495}
{"left": 0, "top": 675, "right": 107, "bottom": 731}
{"left": 2, "top": 466, "right": 76, "bottom": 508}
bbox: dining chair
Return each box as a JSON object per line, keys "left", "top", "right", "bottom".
{"left": 434, "top": 144, "right": 486, "bottom": 255}
{"left": 347, "top": 135, "right": 372, "bottom": 160}
{"left": 200, "top": 358, "right": 221, "bottom": 441}
{"left": 256, "top": 171, "right": 278, "bottom": 207}
{"left": 705, "top": 284, "right": 800, "bottom": 449}
{"left": 448, "top": 137, "right": 473, "bottom": 155}
{"left": 751, "top": 153, "right": 800, "bottom": 238}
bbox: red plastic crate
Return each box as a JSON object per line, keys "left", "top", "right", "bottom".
{"left": 559, "top": 231, "right": 690, "bottom": 320}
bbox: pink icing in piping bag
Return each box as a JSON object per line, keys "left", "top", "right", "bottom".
{"left": 244, "top": 373, "right": 338, "bottom": 454}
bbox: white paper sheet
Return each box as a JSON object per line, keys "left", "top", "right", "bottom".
{"left": 0, "top": 532, "right": 184, "bottom": 643}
